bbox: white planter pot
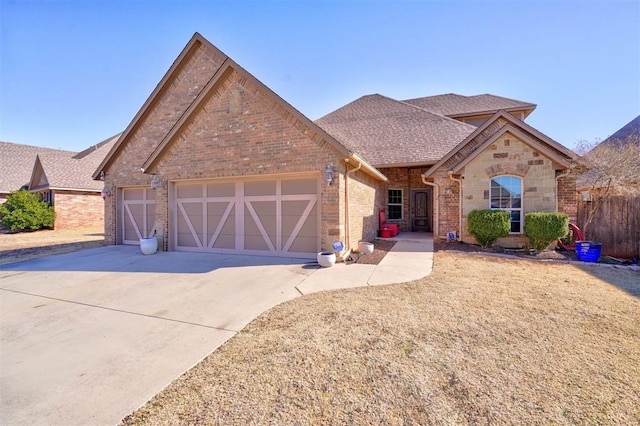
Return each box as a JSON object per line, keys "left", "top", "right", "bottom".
{"left": 140, "top": 236, "right": 158, "bottom": 255}
{"left": 317, "top": 251, "right": 336, "bottom": 268}
{"left": 358, "top": 241, "right": 374, "bottom": 254}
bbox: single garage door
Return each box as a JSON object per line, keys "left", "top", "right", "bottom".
{"left": 174, "top": 177, "right": 319, "bottom": 258}
{"left": 121, "top": 188, "right": 156, "bottom": 244}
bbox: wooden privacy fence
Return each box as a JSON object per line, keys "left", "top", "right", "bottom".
{"left": 577, "top": 195, "right": 640, "bottom": 259}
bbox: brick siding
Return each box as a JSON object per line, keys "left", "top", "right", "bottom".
{"left": 53, "top": 191, "right": 104, "bottom": 229}
{"left": 378, "top": 167, "right": 433, "bottom": 233}
{"left": 101, "top": 43, "right": 377, "bottom": 252}
{"left": 345, "top": 165, "right": 384, "bottom": 248}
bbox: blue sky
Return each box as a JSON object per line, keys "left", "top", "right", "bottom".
{"left": 1, "top": 0, "right": 638, "bottom": 152}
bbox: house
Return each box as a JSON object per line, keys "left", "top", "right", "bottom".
{"left": 317, "top": 94, "right": 579, "bottom": 247}
{"left": 0, "top": 134, "right": 119, "bottom": 229}
{"left": 0, "top": 142, "right": 74, "bottom": 203}
{"left": 94, "top": 33, "right": 579, "bottom": 257}
{"left": 577, "top": 115, "right": 640, "bottom": 196}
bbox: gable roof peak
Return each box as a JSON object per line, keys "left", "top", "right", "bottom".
{"left": 423, "top": 109, "right": 576, "bottom": 178}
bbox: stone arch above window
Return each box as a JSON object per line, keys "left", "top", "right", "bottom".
{"left": 485, "top": 162, "right": 529, "bottom": 178}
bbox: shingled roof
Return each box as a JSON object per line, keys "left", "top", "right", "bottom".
{"left": 403, "top": 93, "right": 536, "bottom": 118}
{"left": 600, "top": 115, "right": 640, "bottom": 147}
{"left": 30, "top": 134, "right": 120, "bottom": 192}
{"left": 0, "top": 142, "right": 75, "bottom": 195}
{"left": 315, "top": 94, "right": 476, "bottom": 167}
{"left": 0, "top": 134, "right": 119, "bottom": 197}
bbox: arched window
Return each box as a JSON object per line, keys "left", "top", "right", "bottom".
{"left": 490, "top": 176, "right": 522, "bottom": 233}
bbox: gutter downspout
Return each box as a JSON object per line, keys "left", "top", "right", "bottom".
{"left": 555, "top": 168, "right": 571, "bottom": 212}
{"left": 448, "top": 171, "right": 463, "bottom": 242}
{"left": 421, "top": 174, "right": 446, "bottom": 239}
{"left": 344, "top": 158, "right": 362, "bottom": 251}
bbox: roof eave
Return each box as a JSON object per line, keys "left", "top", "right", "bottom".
{"left": 347, "top": 154, "right": 388, "bottom": 182}
{"left": 446, "top": 105, "right": 537, "bottom": 120}
{"left": 375, "top": 160, "right": 438, "bottom": 169}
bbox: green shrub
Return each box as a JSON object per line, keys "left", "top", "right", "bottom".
{"left": 467, "top": 209, "right": 510, "bottom": 248}
{"left": 0, "top": 190, "right": 55, "bottom": 231}
{"left": 524, "top": 212, "right": 569, "bottom": 251}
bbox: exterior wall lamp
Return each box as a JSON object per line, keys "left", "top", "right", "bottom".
{"left": 101, "top": 186, "right": 111, "bottom": 199}
{"left": 325, "top": 164, "right": 334, "bottom": 186}
{"left": 150, "top": 175, "right": 162, "bottom": 190}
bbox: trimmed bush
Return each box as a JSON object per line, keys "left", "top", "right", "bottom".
{"left": 524, "top": 212, "right": 569, "bottom": 251}
{"left": 0, "top": 190, "right": 55, "bottom": 231}
{"left": 467, "top": 209, "right": 510, "bottom": 248}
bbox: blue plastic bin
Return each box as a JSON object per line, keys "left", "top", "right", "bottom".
{"left": 575, "top": 241, "right": 602, "bottom": 262}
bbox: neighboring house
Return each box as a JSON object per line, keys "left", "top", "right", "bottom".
{"left": 577, "top": 115, "right": 640, "bottom": 195}
{"left": 94, "top": 33, "right": 579, "bottom": 257}
{"left": 0, "top": 142, "right": 74, "bottom": 203}
{"left": 0, "top": 134, "right": 119, "bottom": 229}
{"left": 600, "top": 115, "right": 640, "bottom": 146}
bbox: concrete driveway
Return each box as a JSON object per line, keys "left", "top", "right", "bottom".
{"left": 0, "top": 246, "right": 317, "bottom": 425}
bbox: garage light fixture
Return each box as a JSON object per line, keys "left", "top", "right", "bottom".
{"left": 150, "top": 175, "right": 162, "bottom": 190}
{"left": 325, "top": 164, "right": 334, "bottom": 186}
{"left": 101, "top": 186, "right": 111, "bottom": 199}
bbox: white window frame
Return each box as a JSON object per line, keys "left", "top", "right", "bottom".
{"left": 387, "top": 189, "right": 403, "bottom": 220}
{"left": 489, "top": 175, "right": 523, "bottom": 234}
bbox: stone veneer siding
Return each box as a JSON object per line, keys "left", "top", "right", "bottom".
{"left": 453, "top": 132, "right": 576, "bottom": 246}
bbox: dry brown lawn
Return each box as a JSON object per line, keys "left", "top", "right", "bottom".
{"left": 0, "top": 227, "right": 104, "bottom": 265}
{"left": 122, "top": 252, "right": 640, "bottom": 425}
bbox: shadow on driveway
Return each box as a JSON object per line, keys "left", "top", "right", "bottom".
{"left": 0, "top": 245, "right": 317, "bottom": 274}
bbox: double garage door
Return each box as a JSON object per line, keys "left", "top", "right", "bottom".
{"left": 122, "top": 178, "right": 319, "bottom": 258}
{"left": 174, "top": 177, "right": 319, "bottom": 258}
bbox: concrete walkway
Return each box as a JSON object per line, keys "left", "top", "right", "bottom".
{"left": 297, "top": 233, "right": 434, "bottom": 293}
{"left": 0, "top": 233, "right": 433, "bottom": 425}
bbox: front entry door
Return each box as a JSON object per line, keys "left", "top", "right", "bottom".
{"left": 411, "top": 189, "right": 432, "bottom": 232}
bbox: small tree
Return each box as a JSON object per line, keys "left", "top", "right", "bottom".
{"left": 467, "top": 209, "right": 510, "bottom": 248}
{"left": 524, "top": 212, "right": 569, "bottom": 251}
{"left": 0, "top": 190, "right": 55, "bottom": 231}
{"left": 576, "top": 135, "right": 640, "bottom": 237}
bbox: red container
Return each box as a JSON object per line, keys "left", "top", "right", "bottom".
{"left": 379, "top": 229, "right": 392, "bottom": 238}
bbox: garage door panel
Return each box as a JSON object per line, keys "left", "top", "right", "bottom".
{"left": 124, "top": 188, "right": 144, "bottom": 201}
{"left": 177, "top": 204, "right": 202, "bottom": 248}
{"left": 245, "top": 180, "right": 276, "bottom": 196}
{"left": 282, "top": 201, "right": 317, "bottom": 234}
{"left": 207, "top": 182, "right": 235, "bottom": 197}
{"left": 212, "top": 234, "right": 235, "bottom": 249}
{"left": 206, "top": 202, "right": 235, "bottom": 249}
{"left": 177, "top": 184, "right": 202, "bottom": 198}
{"left": 123, "top": 210, "right": 141, "bottom": 241}
{"left": 244, "top": 208, "right": 276, "bottom": 251}
{"left": 146, "top": 205, "right": 156, "bottom": 236}
{"left": 244, "top": 235, "right": 272, "bottom": 251}
{"left": 282, "top": 178, "right": 317, "bottom": 195}
{"left": 122, "top": 188, "right": 156, "bottom": 244}
{"left": 288, "top": 236, "right": 318, "bottom": 253}
{"left": 287, "top": 213, "right": 318, "bottom": 237}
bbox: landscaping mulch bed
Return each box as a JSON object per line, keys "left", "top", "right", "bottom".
{"left": 435, "top": 239, "right": 640, "bottom": 267}
{"left": 348, "top": 239, "right": 396, "bottom": 265}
